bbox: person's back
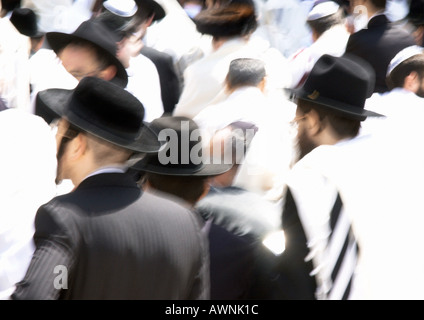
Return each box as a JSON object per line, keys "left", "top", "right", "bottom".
{"left": 23, "top": 181, "right": 207, "bottom": 299}
{"left": 287, "top": 1, "right": 350, "bottom": 89}
{"left": 345, "top": 0, "right": 415, "bottom": 93}
{"left": 12, "top": 77, "right": 209, "bottom": 300}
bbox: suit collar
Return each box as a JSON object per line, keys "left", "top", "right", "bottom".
{"left": 76, "top": 172, "right": 139, "bottom": 191}
{"left": 367, "top": 14, "right": 389, "bottom": 28}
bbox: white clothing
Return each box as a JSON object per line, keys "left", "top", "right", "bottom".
{"left": 254, "top": 0, "right": 314, "bottom": 58}
{"left": 29, "top": 49, "right": 164, "bottom": 122}
{"left": 195, "top": 85, "right": 296, "bottom": 201}
{"left": 174, "top": 38, "right": 290, "bottom": 119}
{"left": 0, "top": 109, "right": 57, "bottom": 299}
{"left": 287, "top": 24, "right": 350, "bottom": 89}
{"left": 362, "top": 88, "right": 424, "bottom": 138}
{"left": 143, "top": 0, "right": 206, "bottom": 65}
{"left": 0, "top": 17, "right": 31, "bottom": 112}
{"left": 29, "top": 48, "right": 79, "bottom": 114}
{"left": 287, "top": 129, "right": 424, "bottom": 299}
{"left": 126, "top": 54, "right": 164, "bottom": 122}
{"left": 385, "top": 0, "right": 410, "bottom": 22}
{"left": 194, "top": 87, "right": 267, "bottom": 137}
{"left": 21, "top": 0, "right": 95, "bottom": 33}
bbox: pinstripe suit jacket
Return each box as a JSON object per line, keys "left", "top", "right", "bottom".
{"left": 12, "top": 173, "right": 209, "bottom": 300}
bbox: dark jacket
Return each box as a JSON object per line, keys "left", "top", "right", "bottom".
{"left": 141, "top": 46, "right": 181, "bottom": 114}
{"left": 345, "top": 14, "right": 415, "bottom": 93}
{"left": 12, "top": 173, "right": 209, "bottom": 300}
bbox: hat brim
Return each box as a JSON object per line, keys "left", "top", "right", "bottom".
{"left": 131, "top": 156, "right": 233, "bottom": 177}
{"left": 36, "top": 88, "right": 161, "bottom": 153}
{"left": 289, "top": 87, "right": 384, "bottom": 121}
{"left": 46, "top": 32, "right": 128, "bottom": 88}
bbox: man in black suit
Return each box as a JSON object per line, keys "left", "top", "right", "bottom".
{"left": 12, "top": 77, "right": 209, "bottom": 300}
{"left": 134, "top": 0, "right": 182, "bottom": 114}
{"left": 131, "top": 116, "right": 280, "bottom": 299}
{"left": 345, "top": 0, "right": 415, "bottom": 93}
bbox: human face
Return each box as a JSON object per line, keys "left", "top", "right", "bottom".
{"left": 58, "top": 43, "right": 104, "bottom": 81}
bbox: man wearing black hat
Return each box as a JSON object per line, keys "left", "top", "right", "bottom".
{"left": 130, "top": 116, "right": 280, "bottom": 299}
{"left": 278, "top": 54, "right": 384, "bottom": 300}
{"left": 31, "top": 18, "right": 129, "bottom": 119}
{"left": 12, "top": 77, "right": 209, "bottom": 300}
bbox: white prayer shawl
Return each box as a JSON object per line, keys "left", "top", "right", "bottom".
{"left": 287, "top": 24, "right": 350, "bottom": 89}
{"left": 288, "top": 133, "right": 424, "bottom": 299}
{"left": 286, "top": 150, "right": 343, "bottom": 299}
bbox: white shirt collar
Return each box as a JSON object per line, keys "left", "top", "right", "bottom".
{"left": 83, "top": 165, "right": 128, "bottom": 181}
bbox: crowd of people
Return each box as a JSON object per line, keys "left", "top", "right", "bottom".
{"left": 1, "top": 0, "right": 424, "bottom": 300}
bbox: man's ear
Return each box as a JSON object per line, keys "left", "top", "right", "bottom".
{"left": 404, "top": 71, "right": 420, "bottom": 92}
{"left": 98, "top": 64, "right": 118, "bottom": 82}
{"left": 69, "top": 133, "right": 87, "bottom": 161}
{"left": 198, "top": 179, "right": 212, "bottom": 202}
{"left": 305, "top": 109, "right": 322, "bottom": 136}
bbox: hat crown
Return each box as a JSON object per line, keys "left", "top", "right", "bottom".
{"left": 148, "top": 117, "right": 204, "bottom": 172}
{"left": 133, "top": 116, "right": 233, "bottom": 176}
{"left": 10, "top": 8, "right": 40, "bottom": 37}
{"left": 302, "top": 54, "right": 375, "bottom": 111}
{"left": 67, "top": 77, "right": 144, "bottom": 142}
{"left": 73, "top": 19, "right": 119, "bottom": 56}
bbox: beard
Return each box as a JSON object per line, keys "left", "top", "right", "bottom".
{"left": 293, "top": 126, "right": 317, "bottom": 164}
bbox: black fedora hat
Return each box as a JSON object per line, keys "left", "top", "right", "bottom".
{"left": 37, "top": 77, "right": 161, "bottom": 153}
{"left": 131, "top": 116, "right": 233, "bottom": 176}
{"left": 290, "top": 54, "right": 384, "bottom": 121}
{"left": 134, "top": 0, "right": 166, "bottom": 22}
{"left": 46, "top": 19, "right": 128, "bottom": 88}
{"left": 193, "top": 0, "right": 257, "bottom": 38}
{"left": 10, "top": 7, "right": 44, "bottom": 38}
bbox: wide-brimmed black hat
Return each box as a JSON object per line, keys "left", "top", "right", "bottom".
{"left": 10, "top": 7, "right": 44, "bottom": 38}
{"left": 37, "top": 77, "right": 161, "bottom": 153}
{"left": 290, "top": 54, "right": 384, "bottom": 121}
{"left": 134, "top": 0, "right": 166, "bottom": 22}
{"left": 193, "top": 0, "right": 257, "bottom": 38}
{"left": 46, "top": 19, "right": 128, "bottom": 88}
{"left": 131, "top": 116, "right": 233, "bottom": 176}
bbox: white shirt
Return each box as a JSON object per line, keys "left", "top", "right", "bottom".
{"left": 0, "top": 17, "right": 31, "bottom": 112}
{"left": 0, "top": 109, "right": 57, "bottom": 299}
{"left": 194, "top": 86, "right": 267, "bottom": 137}
{"left": 126, "top": 54, "right": 164, "bottom": 122}
{"left": 174, "top": 37, "right": 290, "bottom": 119}
{"left": 362, "top": 88, "right": 424, "bottom": 138}
{"left": 29, "top": 48, "right": 79, "bottom": 114}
